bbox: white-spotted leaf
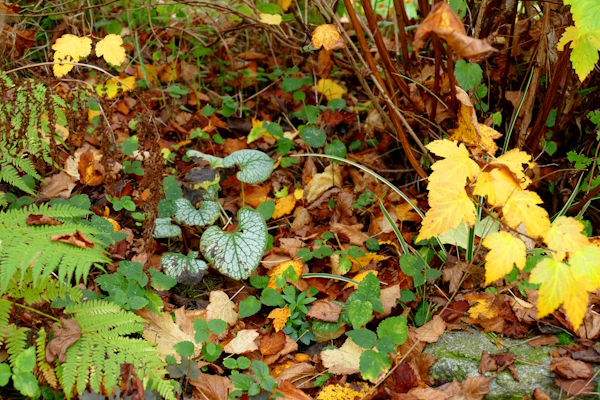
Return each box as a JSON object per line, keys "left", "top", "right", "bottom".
{"left": 200, "top": 208, "right": 268, "bottom": 280}
{"left": 153, "top": 217, "right": 181, "bottom": 238}
{"left": 160, "top": 251, "right": 208, "bottom": 279}
{"left": 223, "top": 150, "right": 274, "bottom": 184}
{"left": 174, "top": 198, "right": 220, "bottom": 227}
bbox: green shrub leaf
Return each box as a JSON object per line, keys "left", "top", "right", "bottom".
{"left": 359, "top": 350, "right": 390, "bottom": 383}
{"left": 174, "top": 198, "right": 220, "bottom": 227}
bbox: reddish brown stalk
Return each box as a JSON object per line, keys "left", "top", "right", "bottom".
{"left": 430, "top": 35, "right": 442, "bottom": 123}
{"left": 446, "top": 48, "right": 458, "bottom": 110}
{"left": 392, "top": 0, "right": 411, "bottom": 73}
{"left": 342, "top": 0, "right": 427, "bottom": 178}
{"left": 361, "top": 0, "right": 411, "bottom": 100}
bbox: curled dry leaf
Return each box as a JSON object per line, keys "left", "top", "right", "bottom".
{"left": 265, "top": 334, "right": 298, "bottom": 365}
{"left": 40, "top": 171, "right": 77, "bottom": 199}
{"left": 26, "top": 214, "right": 63, "bottom": 226}
{"left": 260, "top": 330, "right": 287, "bottom": 356}
{"left": 330, "top": 222, "right": 369, "bottom": 246}
{"left": 50, "top": 230, "right": 94, "bottom": 249}
{"left": 206, "top": 290, "right": 238, "bottom": 326}
{"left": 46, "top": 318, "right": 81, "bottom": 363}
{"left": 305, "top": 300, "right": 342, "bottom": 323}
{"left": 321, "top": 338, "right": 363, "bottom": 375}
{"left": 550, "top": 357, "right": 593, "bottom": 380}
{"left": 377, "top": 285, "right": 401, "bottom": 317}
{"left": 305, "top": 163, "right": 342, "bottom": 204}
{"left": 277, "top": 380, "right": 313, "bottom": 400}
{"left": 268, "top": 305, "right": 291, "bottom": 332}
{"left": 291, "top": 206, "right": 312, "bottom": 233}
{"left": 223, "top": 329, "right": 259, "bottom": 354}
{"left": 77, "top": 149, "right": 104, "bottom": 186}
{"left": 274, "top": 363, "right": 316, "bottom": 388}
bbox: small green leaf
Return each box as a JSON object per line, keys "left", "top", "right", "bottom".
{"left": 325, "top": 140, "right": 347, "bottom": 160}
{"left": 357, "top": 272, "right": 381, "bottom": 302}
{"left": 202, "top": 104, "right": 216, "bottom": 117}
{"left": 365, "top": 238, "right": 380, "bottom": 251}
{"left": 149, "top": 269, "right": 177, "bottom": 291}
{"left": 237, "top": 356, "right": 251, "bottom": 370}
{"left": 346, "top": 329, "right": 377, "bottom": 348}
{"left": 257, "top": 200, "right": 275, "bottom": 221}
{"left": 252, "top": 360, "right": 276, "bottom": 391}
{"left": 312, "top": 320, "right": 342, "bottom": 334}
{"left": 0, "top": 364, "right": 10, "bottom": 386}
{"left": 377, "top": 316, "right": 408, "bottom": 345}
{"left": 127, "top": 296, "right": 148, "bottom": 310}
{"left": 12, "top": 372, "right": 40, "bottom": 398}
{"left": 174, "top": 198, "right": 220, "bottom": 227}
{"left": 160, "top": 251, "right": 208, "bottom": 279}
{"left": 164, "top": 176, "right": 183, "bottom": 201}
{"left": 545, "top": 108, "right": 558, "bottom": 128}
{"left": 153, "top": 217, "right": 181, "bottom": 238}
{"left": 348, "top": 300, "right": 373, "bottom": 329}
{"left": 359, "top": 350, "right": 390, "bottom": 383}
{"left": 238, "top": 296, "right": 261, "bottom": 318}
{"left": 208, "top": 319, "right": 227, "bottom": 335}
{"left": 454, "top": 60, "right": 483, "bottom": 91}
{"left": 327, "top": 98, "right": 346, "bottom": 110}
{"left": 375, "top": 335, "right": 396, "bottom": 353}
{"left": 400, "top": 289, "right": 417, "bottom": 303}
{"left": 299, "top": 126, "right": 327, "bottom": 148}
{"left": 230, "top": 373, "right": 254, "bottom": 391}
{"left": 200, "top": 208, "right": 268, "bottom": 280}
{"left": 14, "top": 347, "right": 36, "bottom": 373}
{"left": 174, "top": 341, "right": 195, "bottom": 358}
{"left": 194, "top": 319, "right": 210, "bottom": 344}
{"left": 223, "top": 358, "right": 238, "bottom": 369}
{"left": 492, "top": 111, "right": 502, "bottom": 127}
{"left": 250, "top": 275, "right": 270, "bottom": 289}
{"left": 260, "top": 288, "right": 286, "bottom": 307}
{"left": 400, "top": 254, "right": 426, "bottom": 277}
{"left": 202, "top": 343, "right": 222, "bottom": 362}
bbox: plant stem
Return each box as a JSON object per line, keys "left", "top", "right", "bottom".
{"left": 13, "top": 302, "right": 60, "bottom": 323}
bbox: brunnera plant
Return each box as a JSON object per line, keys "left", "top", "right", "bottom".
{"left": 418, "top": 132, "right": 600, "bottom": 331}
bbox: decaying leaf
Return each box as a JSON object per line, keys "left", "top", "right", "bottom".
{"left": 206, "top": 290, "right": 238, "bottom": 326}
{"left": 414, "top": 316, "right": 446, "bottom": 343}
{"left": 223, "top": 329, "right": 259, "bottom": 354}
{"left": 306, "top": 300, "right": 342, "bottom": 322}
{"left": 50, "top": 230, "right": 94, "bottom": 249}
{"left": 321, "top": 338, "right": 363, "bottom": 375}
{"left": 305, "top": 163, "right": 343, "bottom": 203}
{"left": 312, "top": 24, "right": 346, "bottom": 51}
{"left": 268, "top": 305, "right": 291, "bottom": 332}
{"left": 46, "top": 318, "right": 81, "bottom": 363}
{"left": 190, "top": 373, "right": 234, "bottom": 400}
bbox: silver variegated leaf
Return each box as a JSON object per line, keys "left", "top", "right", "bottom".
{"left": 186, "top": 150, "right": 225, "bottom": 168}
{"left": 174, "top": 198, "right": 220, "bottom": 227}
{"left": 160, "top": 251, "right": 207, "bottom": 279}
{"left": 200, "top": 207, "right": 267, "bottom": 280}
{"left": 153, "top": 217, "right": 181, "bottom": 238}
{"left": 223, "top": 150, "right": 274, "bottom": 184}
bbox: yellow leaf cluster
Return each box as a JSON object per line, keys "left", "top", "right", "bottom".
{"left": 95, "top": 34, "right": 127, "bottom": 66}
{"left": 312, "top": 24, "right": 346, "bottom": 51}
{"left": 268, "top": 306, "right": 291, "bottom": 332}
{"left": 316, "top": 79, "right": 347, "bottom": 101}
{"left": 417, "top": 140, "right": 479, "bottom": 241}
{"left": 52, "top": 34, "right": 92, "bottom": 77}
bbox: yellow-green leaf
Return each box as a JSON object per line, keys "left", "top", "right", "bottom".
{"left": 529, "top": 258, "right": 572, "bottom": 319}
{"left": 259, "top": 13, "right": 282, "bottom": 25}
{"left": 426, "top": 139, "right": 481, "bottom": 189}
{"left": 543, "top": 216, "right": 589, "bottom": 262}
{"left": 563, "top": 281, "right": 589, "bottom": 331}
{"left": 502, "top": 190, "right": 550, "bottom": 239}
{"left": 482, "top": 232, "right": 526, "bottom": 284}
{"left": 418, "top": 187, "right": 476, "bottom": 241}
{"left": 95, "top": 34, "right": 127, "bottom": 66}
{"left": 569, "top": 245, "right": 600, "bottom": 289}
{"left": 316, "top": 79, "right": 347, "bottom": 101}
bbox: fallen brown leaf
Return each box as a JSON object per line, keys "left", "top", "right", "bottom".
{"left": 223, "top": 330, "right": 259, "bottom": 354}
{"left": 189, "top": 373, "right": 234, "bottom": 400}
{"left": 274, "top": 363, "right": 316, "bottom": 388}
{"left": 550, "top": 357, "right": 593, "bottom": 380}
{"left": 414, "top": 316, "right": 446, "bottom": 343}
{"left": 277, "top": 380, "right": 313, "bottom": 400}
{"left": 46, "top": 318, "right": 81, "bottom": 363}
{"left": 305, "top": 300, "right": 342, "bottom": 323}
{"left": 260, "top": 330, "right": 287, "bottom": 356}
{"left": 26, "top": 214, "right": 63, "bottom": 226}
{"left": 50, "top": 230, "right": 94, "bottom": 249}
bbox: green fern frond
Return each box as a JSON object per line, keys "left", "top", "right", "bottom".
{"left": 0, "top": 205, "right": 109, "bottom": 293}
{"left": 6, "top": 271, "right": 82, "bottom": 305}
{"left": 5, "top": 324, "right": 28, "bottom": 368}
{"left": 0, "top": 299, "right": 12, "bottom": 328}
{"left": 57, "top": 300, "right": 177, "bottom": 400}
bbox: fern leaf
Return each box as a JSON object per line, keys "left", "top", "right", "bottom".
{"left": 0, "top": 299, "right": 12, "bottom": 328}
{"left": 36, "top": 329, "right": 58, "bottom": 388}
{"left": 5, "top": 325, "right": 28, "bottom": 368}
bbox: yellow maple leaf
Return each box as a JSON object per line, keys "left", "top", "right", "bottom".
{"left": 473, "top": 167, "right": 522, "bottom": 207}
{"left": 259, "top": 13, "right": 282, "bottom": 25}
{"left": 272, "top": 194, "right": 296, "bottom": 219}
{"left": 316, "top": 79, "right": 347, "bottom": 101}
{"left": 52, "top": 34, "right": 92, "bottom": 77}
{"left": 396, "top": 202, "right": 421, "bottom": 222}
{"left": 312, "top": 24, "right": 345, "bottom": 51}
{"left": 502, "top": 190, "right": 550, "bottom": 239}
{"left": 495, "top": 149, "right": 534, "bottom": 189}
{"left": 268, "top": 260, "right": 304, "bottom": 291}
{"left": 529, "top": 257, "right": 573, "bottom": 319}
{"left": 96, "top": 76, "right": 137, "bottom": 99}
{"left": 268, "top": 306, "right": 291, "bottom": 332}
{"left": 477, "top": 124, "right": 502, "bottom": 156}
{"left": 294, "top": 188, "right": 304, "bottom": 200}
{"left": 343, "top": 270, "right": 378, "bottom": 290}
{"left": 563, "top": 280, "right": 590, "bottom": 331}
{"left": 104, "top": 217, "right": 120, "bottom": 232}
{"left": 418, "top": 187, "right": 477, "bottom": 241}
{"left": 482, "top": 232, "right": 526, "bottom": 284}
{"left": 543, "top": 216, "right": 589, "bottom": 262}
{"left": 426, "top": 139, "right": 481, "bottom": 189}
{"left": 569, "top": 245, "right": 600, "bottom": 289}
{"left": 95, "top": 34, "right": 126, "bottom": 66}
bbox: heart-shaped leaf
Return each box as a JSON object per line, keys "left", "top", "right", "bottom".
{"left": 174, "top": 198, "right": 220, "bottom": 227}
{"left": 160, "top": 251, "right": 208, "bottom": 279}
{"left": 200, "top": 207, "right": 267, "bottom": 280}
{"left": 153, "top": 217, "right": 181, "bottom": 238}
{"left": 187, "top": 149, "right": 274, "bottom": 184}
{"left": 223, "top": 150, "right": 274, "bottom": 184}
